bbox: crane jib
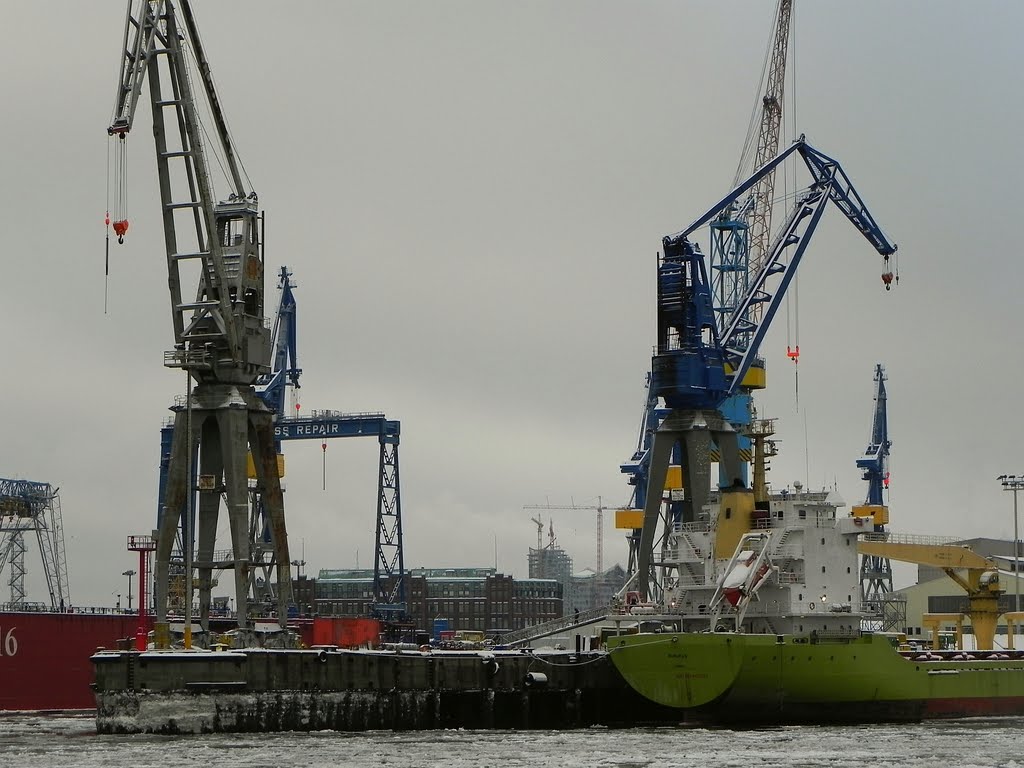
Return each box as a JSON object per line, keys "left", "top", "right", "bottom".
{"left": 652, "top": 137, "right": 898, "bottom": 410}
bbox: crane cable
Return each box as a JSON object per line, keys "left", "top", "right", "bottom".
{"left": 108, "top": 133, "right": 129, "bottom": 244}
{"left": 104, "top": 138, "right": 111, "bottom": 314}
{"left": 182, "top": 29, "right": 255, "bottom": 196}
{"left": 783, "top": 8, "right": 800, "bottom": 409}
{"left": 105, "top": 130, "right": 131, "bottom": 309}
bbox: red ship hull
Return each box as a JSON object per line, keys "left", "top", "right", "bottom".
{"left": 0, "top": 611, "right": 144, "bottom": 711}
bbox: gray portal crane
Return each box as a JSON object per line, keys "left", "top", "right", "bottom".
{"left": 108, "top": 0, "right": 290, "bottom": 641}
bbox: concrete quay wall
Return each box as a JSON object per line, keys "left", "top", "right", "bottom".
{"left": 93, "top": 647, "right": 679, "bottom": 733}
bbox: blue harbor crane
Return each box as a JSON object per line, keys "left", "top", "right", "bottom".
{"left": 157, "top": 267, "right": 408, "bottom": 621}
{"left": 257, "top": 266, "right": 302, "bottom": 427}
{"left": 621, "top": 2, "right": 794, "bottom": 583}
{"left": 633, "top": 137, "right": 898, "bottom": 600}
{"left": 856, "top": 364, "right": 894, "bottom": 604}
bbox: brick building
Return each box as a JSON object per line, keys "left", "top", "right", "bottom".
{"left": 312, "top": 567, "right": 562, "bottom": 634}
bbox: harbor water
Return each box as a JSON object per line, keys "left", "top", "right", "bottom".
{"left": 2, "top": 713, "right": 1022, "bottom": 767}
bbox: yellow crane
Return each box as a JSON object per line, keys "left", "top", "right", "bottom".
{"left": 857, "top": 536, "right": 1003, "bottom": 650}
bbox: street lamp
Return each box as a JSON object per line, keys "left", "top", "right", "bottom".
{"left": 997, "top": 474, "right": 1023, "bottom": 613}
{"left": 122, "top": 569, "right": 137, "bottom": 613}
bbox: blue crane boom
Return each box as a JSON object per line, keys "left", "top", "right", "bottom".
{"left": 856, "top": 364, "right": 890, "bottom": 507}
{"left": 652, "top": 137, "right": 897, "bottom": 413}
{"left": 856, "top": 364, "right": 894, "bottom": 605}
{"left": 255, "top": 266, "right": 302, "bottom": 424}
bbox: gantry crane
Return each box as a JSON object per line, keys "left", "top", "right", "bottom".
{"left": 632, "top": 137, "right": 897, "bottom": 601}
{"left": 0, "top": 479, "right": 69, "bottom": 610}
{"left": 108, "top": 0, "right": 291, "bottom": 641}
{"left": 858, "top": 537, "right": 1003, "bottom": 650}
{"left": 523, "top": 498, "right": 609, "bottom": 575}
{"left": 246, "top": 267, "right": 407, "bottom": 617}
{"left": 155, "top": 266, "right": 408, "bottom": 619}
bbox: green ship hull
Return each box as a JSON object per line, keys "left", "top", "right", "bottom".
{"left": 609, "top": 631, "right": 1024, "bottom": 724}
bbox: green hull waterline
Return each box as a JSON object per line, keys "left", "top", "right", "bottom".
{"left": 609, "top": 632, "right": 1024, "bottom": 722}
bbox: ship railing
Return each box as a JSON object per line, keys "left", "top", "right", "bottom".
{"left": 497, "top": 606, "right": 609, "bottom": 647}
{"left": 773, "top": 545, "right": 804, "bottom": 560}
{"left": 653, "top": 545, "right": 703, "bottom": 565}
{"left": 776, "top": 570, "right": 804, "bottom": 583}
{"left": 2, "top": 603, "right": 130, "bottom": 615}
{"left": 669, "top": 573, "right": 705, "bottom": 587}
{"left": 742, "top": 602, "right": 788, "bottom": 617}
{"left": 667, "top": 521, "right": 711, "bottom": 535}
{"left": 790, "top": 600, "right": 870, "bottom": 616}
{"left": 861, "top": 531, "right": 959, "bottom": 546}
{"left": 810, "top": 627, "right": 862, "bottom": 640}
{"left": 1, "top": 601, "right": 50, "bottom": 612}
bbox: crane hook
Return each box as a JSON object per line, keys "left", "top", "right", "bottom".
{"left": 113, "top": 219, "right": 129, "bottom": 244}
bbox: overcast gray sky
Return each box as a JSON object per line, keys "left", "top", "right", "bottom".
{"left": 2, "top": 2, "right": 1023, "bottom": 607}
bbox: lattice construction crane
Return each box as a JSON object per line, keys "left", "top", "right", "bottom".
{"left": 108, "top": 0, "right": 291, "bottom": 641}
{"left": 633, "top": 137, "right": 898, "bottom": 600}
{"left": 523, "top": 498, "right": 609, "bottom": 575}
{"left": 710, "top": 0, "right": 794, "bottom": 374}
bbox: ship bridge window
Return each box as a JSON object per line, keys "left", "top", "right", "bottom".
{"left": 799, "top": 510, "right": 806, "bottom": 519}
{"left": 776, "top": 510, "right": 784, "bottom": 519}
{"left": 725, "top": 508, "right": 732, "bottom": 519}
